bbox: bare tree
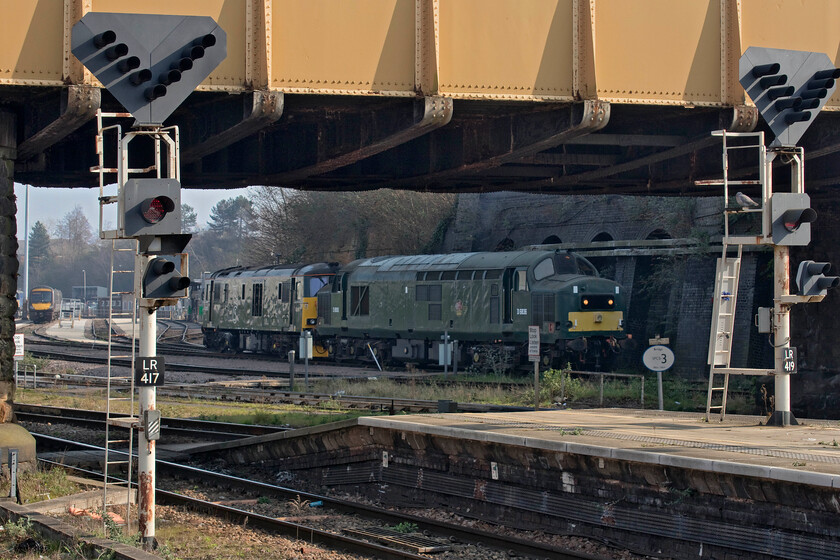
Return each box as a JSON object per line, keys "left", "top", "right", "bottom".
{"left": 249, "top": 188, "right": 456, "bottom": 264}
{"left": 54, "top": 205, "right": 94, "bottom": 258}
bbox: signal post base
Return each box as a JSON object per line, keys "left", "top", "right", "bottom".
{"left": 765, "top": 410, "right": 799, "bottom": 427}
{"left": 0, "top": 423, "right": 37, "bottom": 472}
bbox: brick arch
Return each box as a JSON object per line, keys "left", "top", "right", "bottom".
{"left": 589, "top": 232, "right": 616, "bottom": 279}
{"left": 646, "top": 228, "right": 672, "bottom": 240}
{"left": 541, "top": 234, "right": 561, "bottom": 244}
{"left": 494, "top": 237, "right": 515, "bottom": 251}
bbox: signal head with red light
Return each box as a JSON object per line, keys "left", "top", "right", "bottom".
{"left": 771, "top": 192, "right": 816, "bottom": 246}
{"left": 120, "top": 178, "right": 189, "bottom": 250}
{"left": 141, "top": 196, "right": 175, "bottom": 224}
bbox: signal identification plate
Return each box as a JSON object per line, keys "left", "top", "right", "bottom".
{"left": 136, "top": 356, "right": 165, "bottom": 386}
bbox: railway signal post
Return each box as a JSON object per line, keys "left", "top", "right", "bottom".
{"left": 705, "top": 48, "right": 840, "bottom": 426}
{"left": 71, "top": 12, "right": 226, "bottom": 549}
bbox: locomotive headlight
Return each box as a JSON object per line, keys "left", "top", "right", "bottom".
{"left": 582, "top": 298, "right": 590, "bottom": 308}
{"left": 608, "top": 298, "right": 614, "bottom": 307}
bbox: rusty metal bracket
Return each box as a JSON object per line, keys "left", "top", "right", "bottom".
{"left": 503, "top": 99, "right": 610, "bottom": 163}
{"left": 723, "top": 105, "right": 759, "bottom": 133}
{"left": 16, "top": 85, "right": 101, "bottom": 162}
{"left": 181, "top": 90, "right": 284, "bottom": 164}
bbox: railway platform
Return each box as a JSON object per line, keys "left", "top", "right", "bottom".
{"left": 43, "top": 317, "right": 138, "bottom": 345}
{"left": 44, "top": 318, "right": 91, "bottom": 344}
{"left": 189, "top": 408, "right": 840, "bottom": 559}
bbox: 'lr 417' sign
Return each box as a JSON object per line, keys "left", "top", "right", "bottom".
{"left": 136, "top": 356, "right": 165, "bottom": 386}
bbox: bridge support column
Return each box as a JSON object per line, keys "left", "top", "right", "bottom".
{"left": 0, "top": 109, "right": 36, "bottom": 474}
{"left": 0, "top": 110, "right": 19, "bottom": 422}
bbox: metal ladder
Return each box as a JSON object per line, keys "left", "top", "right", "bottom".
{"left": 93, "top": 109, "right": 139, "bottom": 530}
{"left": 703, "top": 130, "right": 766, "bottom": 422}
{"left": 102, "top": 238, "right": 138, "bottom": 528}
{"left": 706, "top": 244, "right": 742, "bottom": 421}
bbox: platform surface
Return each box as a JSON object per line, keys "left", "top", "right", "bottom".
{"left": 43, "top": 317, "right": 140, "bottom": 345}
{"left": 359, "top": 408, "right": 840, "bottom": 485}
{"left": 44, "top": 318, "right": 92, "bottom": 344}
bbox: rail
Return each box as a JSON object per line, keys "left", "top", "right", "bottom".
{"left": 33, "top": 434, "right": 603, "bottom": 560}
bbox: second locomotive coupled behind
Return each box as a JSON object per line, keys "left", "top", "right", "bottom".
{"left": 201, "top": 250, "right": 627, "bottom": 369}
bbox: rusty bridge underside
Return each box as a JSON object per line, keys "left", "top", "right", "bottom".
{"left": 4, "top": 1, "right": 840, "bottom": 195}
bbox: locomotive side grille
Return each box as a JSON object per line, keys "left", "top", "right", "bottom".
{"left": 532, "top": 293, "right": 555, "bottom": 325}
{"left": 318, "top": 292, "right": 331, "bottom": 325}
{"left": 252, "top": 283, "right": 263, "bottom": 317}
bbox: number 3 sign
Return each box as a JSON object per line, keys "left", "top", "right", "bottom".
{"left": 643, "top": 345, "right": 675, "bottom": 372}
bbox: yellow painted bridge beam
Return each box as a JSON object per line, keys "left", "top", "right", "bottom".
{"left": 2, "top": 0, "right": 840, "bottom": 108}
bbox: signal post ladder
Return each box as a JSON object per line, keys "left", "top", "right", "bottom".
{"left": 702, "top": 131, "right": 776, "bottom": 422}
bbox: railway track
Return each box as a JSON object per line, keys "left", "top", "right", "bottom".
{"left": 15, "top": 404, "right": 288, "bottom": 440}
{"left": 25, "top": 321, "right": 747, "bottom": 410}
{"left": 32, "top": 433, "right": 611, "bottom": 560}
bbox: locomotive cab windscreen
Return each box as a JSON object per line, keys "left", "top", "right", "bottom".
{"left": 553, "top": 252, "right": 598, "bottom": 277}
{"left": 305, "top": 276, "right": 330, "bottom": 297}
{"left": 30, "top": 289, "right": 53, "bottom": 304}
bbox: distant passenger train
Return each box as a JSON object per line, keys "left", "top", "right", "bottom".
{"left": 28, "top": 286, "right": 62, "bottom": 323}
{"left": 201, "top": 250, "right": 627, "bottom": 369}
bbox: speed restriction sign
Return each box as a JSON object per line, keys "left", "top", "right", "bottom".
{"left": 527, "top": 326, "right": 540, "bottom": 362}
{"left": 643, "top": 345, "right": 675, "bottom": 372}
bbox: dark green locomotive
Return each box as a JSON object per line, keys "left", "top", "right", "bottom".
{"left": 200, "top": 250, "right": 626, "bottom": 368}
{"left": 317, "top": 250, "right": 625, "bottom": 368}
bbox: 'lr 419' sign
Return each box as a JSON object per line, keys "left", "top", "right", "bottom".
{"left": 136, "top": 356, "right": 165, "bottom": 386}
{"left": 783, "top": 347, "right": 797, "bottom": 374}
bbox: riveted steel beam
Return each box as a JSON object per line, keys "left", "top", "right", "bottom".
{"left": 261, "top": 96, "right": 453, "bottom": 184}
{"left": 16, "top": 85, "right": 100, "bottom": 162}
{"left": 372, "top": 100, "right": 609, "bottom": 189}
{"left": 181, "top": 90, "right": 284, "bottom": 164}
{"left": 495, "top": 106, "right": 757, "bottom": 191}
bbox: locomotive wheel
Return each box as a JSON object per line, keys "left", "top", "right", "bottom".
{"left": 541, "top": 354, "right": 551, "bottom": 367}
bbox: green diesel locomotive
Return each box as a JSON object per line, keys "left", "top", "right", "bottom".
{"left": 201, "top": 250, "right": 626, "bottom": 369}
{"left": 201, "top": 262, "right": 339, "bottom": 356}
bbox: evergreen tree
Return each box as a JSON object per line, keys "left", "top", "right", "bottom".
{"left": 182, "top": 203, "right": 198, "bottom": 233}
{"left": 28, "top": 221, "right": 51, "bottom": 268}
{"left": 207, "top": 196, "right": 254, "bottom": 240}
